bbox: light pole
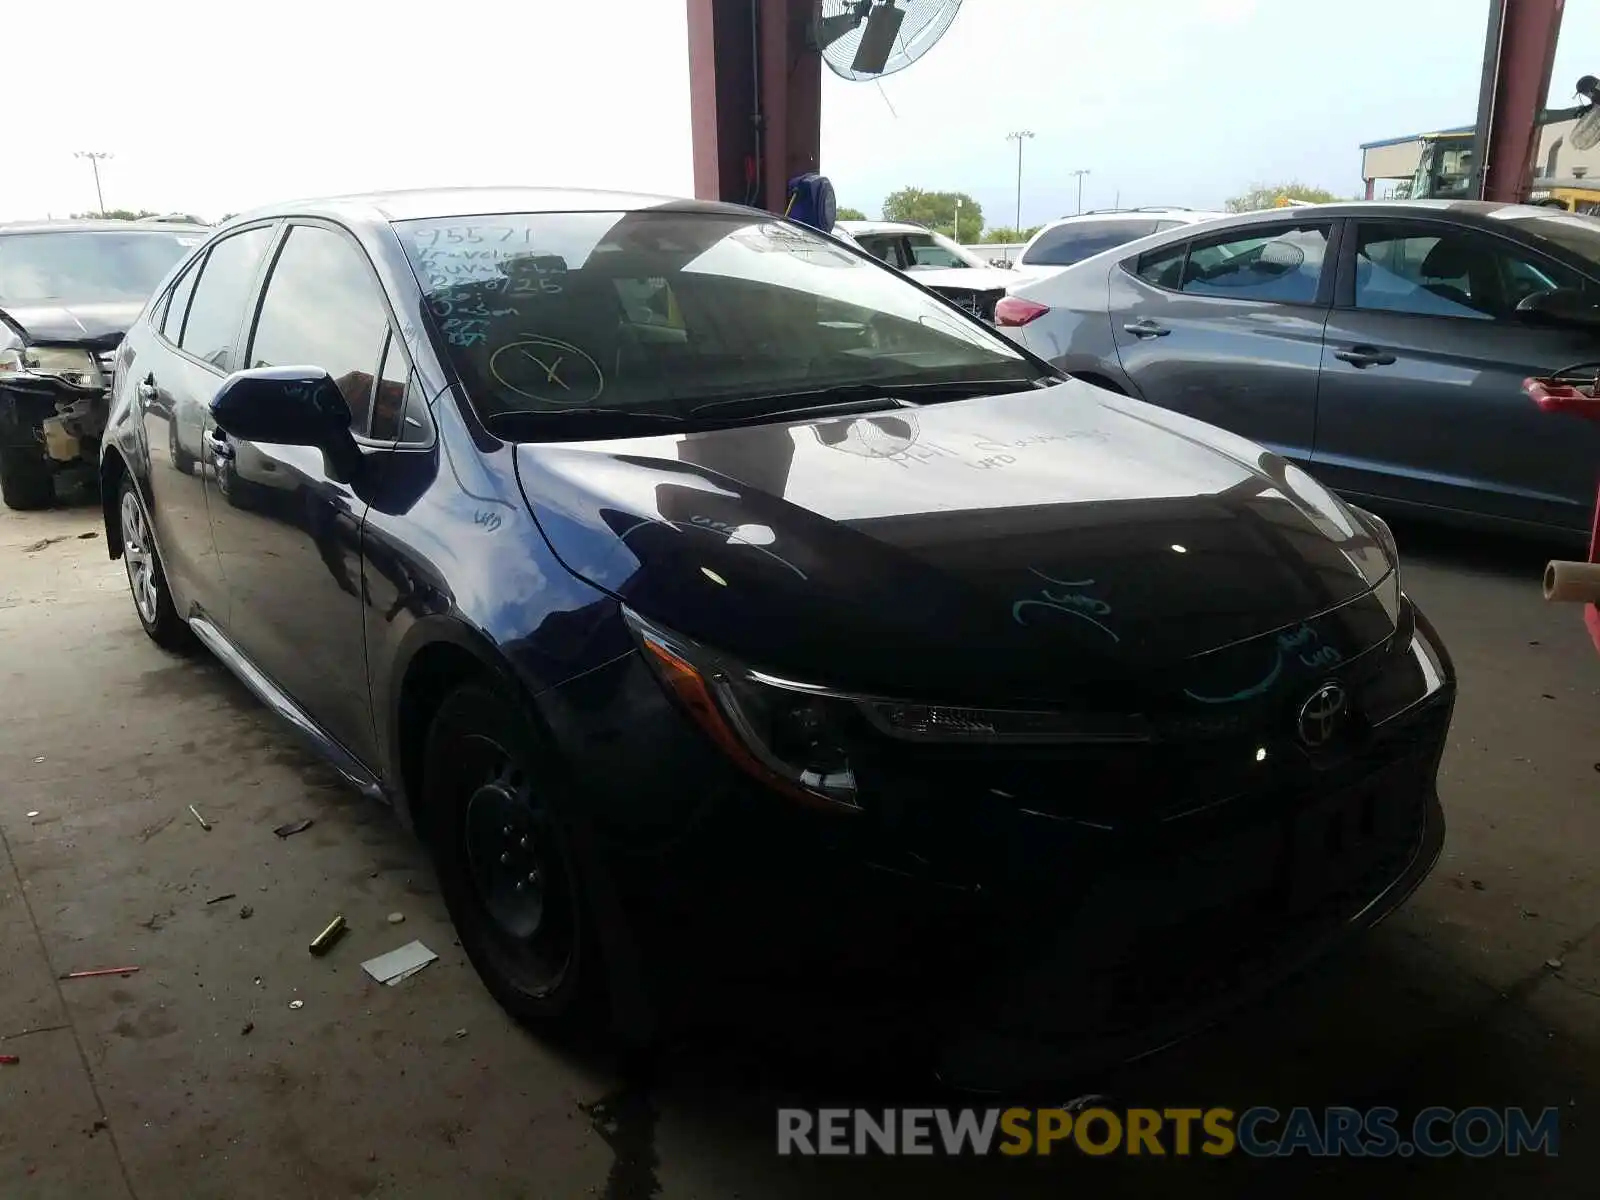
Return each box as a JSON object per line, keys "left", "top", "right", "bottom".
{"left": 1070, "top": 168, "right": 1091, "bottom": 214}
{"left": 1006, "top": 130, "right": 1034, "bottom": 236}
{"left": 953, "top": 196, "right": 962, "bottom": 243}
{"left": 75, "top": 151, "right": 111, "bottom": 215}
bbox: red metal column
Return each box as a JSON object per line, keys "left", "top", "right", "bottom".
{"left": 687, "top": 0, "right": 821, "bottom": 212}
{"left": 1473, "top": 0, "right": 1566, "bottom": 203}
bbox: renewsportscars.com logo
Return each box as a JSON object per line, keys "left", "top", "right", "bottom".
{"left": 777, "top": 1106, "right": 1561, "bottom": 1158}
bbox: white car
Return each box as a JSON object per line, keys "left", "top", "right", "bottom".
{"left": 833, "top": 220, "right": 1016, "bottom": 322}
{"left": 1009, "top": 208, "right": 1227, "bottom": 282}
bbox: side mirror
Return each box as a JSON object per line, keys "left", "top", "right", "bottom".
{"left": 1516, "top": 287, "right": 1600, "bottom": 330}
{"left": 210, "top": 367, "right": 361, "bottom": 480}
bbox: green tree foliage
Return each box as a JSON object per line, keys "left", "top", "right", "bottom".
{"left": 881, "top": 187, "right": 984, "bottom": 237}
{"left": 835, "top": 206, "right": 868, "bottom": 222}
{"left": 981, "top": 225, "right": 1042, "bottom": 244}
{"left": 1224, "top": 182, "right": 1346, "bottom": 213}
{"left": 71, "top": 208, "right": 160, "bottom": 220}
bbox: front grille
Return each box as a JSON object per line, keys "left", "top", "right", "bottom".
{"left": 931, "top": 286, "right": 1005, "bottom": 322}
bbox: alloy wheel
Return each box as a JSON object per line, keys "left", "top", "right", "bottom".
{"left": 120, "top": 489, "right": 159, "bottom": 625}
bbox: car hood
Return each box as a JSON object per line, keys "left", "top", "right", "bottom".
{"left": 0, "top": 300, "right": 142, "bottom": 347}
{"left": 907, "top": 266, "right": 1017, "bottom": 291}
{"left": 514, "top": 383, "right": 1397, "bottom": 707}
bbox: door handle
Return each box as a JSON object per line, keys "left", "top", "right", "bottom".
{"left": 1124, "top": 319, "right": 1170, "bottom": 338}
{"left": 137, "top": 377, "right": 158, "bottom": 402}
{"left": 206, "top": 430, "right": 236, "bottom": 460}
{"left": 1333, "top": 346, "right": 1397, "bottom": 368}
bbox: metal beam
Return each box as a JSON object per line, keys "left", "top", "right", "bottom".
{"left": 1472, "top": 0, "right": 1566, "bottom": 203}
{"left": 687, "top": 0, "right": 822, "bottom": 212}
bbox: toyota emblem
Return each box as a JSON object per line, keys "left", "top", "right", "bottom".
{"left": 1297, "top": 681, "right": 1348, "bottom": 747}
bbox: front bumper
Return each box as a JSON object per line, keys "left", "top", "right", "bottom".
{"left": 544, "top": 600, "right": 1455, "bottom": 1089}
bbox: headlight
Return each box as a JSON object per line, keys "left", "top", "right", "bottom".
{"left": 0, "top": 344, "right": 103, "bottom": 388}
{"left": 1349, "top": 503, "right": 1398, "bottom": 566}
{"left": 624, "top": 609, "right": 1150, "bottom": 812}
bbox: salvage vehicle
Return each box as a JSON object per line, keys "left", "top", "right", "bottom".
{"left": 995, "top": 200, "right": 1600, "bottom": 544}
{"left": 101, "top": 188, "right": 1454, "bottom": 1092}
{"left": 834, "top": 218, "right": 1016, "bottom": 321}
{"left": 0, "top": 219, "right": 208, "bottom": 509}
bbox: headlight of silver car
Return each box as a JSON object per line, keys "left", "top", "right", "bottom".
{"left": 624, "top": 609, "right": 1150, "bottom": 812}
{"left": 0, "top": 343, "right": 104, "bottom": 388}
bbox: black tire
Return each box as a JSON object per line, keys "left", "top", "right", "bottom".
{"left": 116, "top": 476, "right": 189, "bottom": 650}
{"left": 0, "top": 443, "right": 55, "bottom": 511}
{"left": 422, "top": 682, "right": 605, "bottom": 1032}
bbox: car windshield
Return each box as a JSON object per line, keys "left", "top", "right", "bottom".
{"left": 1022, "top": 219, "right": 1163, "bottom": 267}
{"left": 0, "top": 229, "right": 203, "bottom": 306}
{"left": 1494, "top": 210, "right": 1600, "bottom": 271}
{"left": 396, "top": 209, "right": 1035, "bottom": 426}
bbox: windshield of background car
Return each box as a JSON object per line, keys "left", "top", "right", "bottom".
{"left": 1021, "top": 219, "right": 1161, "bottom": 267}
{"left": 1494, "top": 210, "right": 1600, "bottom": 273}
{"left": 395, "top": 210, "right": 1033, "bottom": 422}
{"left": 905, "top": 232, "right": 980, "bottom": 269}
{"left": 0, "top": 230, "right": 204, "bottom": 306}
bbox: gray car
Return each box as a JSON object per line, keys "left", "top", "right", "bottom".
{"left": 996, "top": 200, "right": 1600, "bottom": 542}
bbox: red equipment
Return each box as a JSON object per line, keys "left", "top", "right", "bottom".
{"left": 1525, "top": 370, "right": 1600, "bottom": 651}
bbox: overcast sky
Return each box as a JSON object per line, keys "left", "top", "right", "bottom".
{"left": 10, "top": 0, "right": 1600, "bottom": 229}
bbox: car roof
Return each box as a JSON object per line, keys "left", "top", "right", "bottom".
{"left": 220, "top": 187, "right": 755, "bottom": 230}
{"left": 1150, "top": 198, "right": 1584, "bottom": 229}
{"left": 0, "top": 218, "right": 210, "bottom": 235}
{"left": 836, "top": 220, "right": 935, "bottom": 236}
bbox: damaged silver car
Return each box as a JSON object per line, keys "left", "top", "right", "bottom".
{"left": 0, "top": 219, "right": 206, "bottom": 509}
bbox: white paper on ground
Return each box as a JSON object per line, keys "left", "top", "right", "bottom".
{"left": 361, "top": 940, "right": 438, "bottom": 986}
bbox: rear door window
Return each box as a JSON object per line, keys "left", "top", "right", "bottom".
{"left": 1021, "top": 220, "right": 1161, "bottom": 267}
{"left": 1178, "top": 224, "right": 1331, "bottom": 304}
{"left": 179, "top": 226, "right": 274, "bottom": 371}
{"left": 160, "top": 257, "right": 203, "bottom": 344}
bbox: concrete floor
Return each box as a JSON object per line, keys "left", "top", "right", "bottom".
{"left": 1, "top": 493, "right": 1596, "bottom": 1199}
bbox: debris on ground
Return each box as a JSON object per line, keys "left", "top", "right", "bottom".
{"left": 1471, "top": 879, "right": 1486, "bottom": 891}
{"left": 241, "top": 1022, "right": 254, "bottom": 1036}
{"left": 361, "top": 940, "right": 438, "bottom": 987}
{"left": 205, "top": 893, "right": 237, "bottom": 906}
{"left": 24, "top": 536, "right": 70, "bottom": 553}
{"left": 59, "top": 966, "right": 140, "bottom": 980}
{"left": 1547, "top": 958, "right": 1565, "bottom": 970}
{"left": 0, "top": 1055, "right": 19, "bottom": 1065}
{"left": 239, "top": 905, "right": 254, "bottom": 920}
{"left": 273, "top": 818, "right": 314, "bottom": 839}
{"left": 289, "top": 1000, "right": 304, "bottom": 1010}
{"left": 387, "top": 912, "right": 405, "bottom": 925}
{"left": 76, "top": 531, "right": 97, "bottom": 540}
{"left": 32, "top": 756, "right": 44, "bottom": 764}
{"left": 26, "top": 811, "right": 39, "bottom": 819}
{"left": 188, "top": 804, "right": 212, "bottom": 831}
{"left": 454, "top": 1028, "right": 468, "bottom": 1040}
{"left": 309, "top": 915, "right": 348, "bottom": 957}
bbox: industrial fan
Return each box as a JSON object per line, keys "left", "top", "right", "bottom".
{"left": 810, "top": 0, "right": 963, "bottom": 82}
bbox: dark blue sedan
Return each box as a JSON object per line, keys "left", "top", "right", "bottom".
{"left": 99, "top": 188, "right": 1455, "bottom": 1091}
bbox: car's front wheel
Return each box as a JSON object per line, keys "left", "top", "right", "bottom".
{"left": 118, "top": 477, "right": 188, "bottom": 649}
{"left": 423, "top": 682, "right": 603, "bottom": 1032}
{"left": 0, "top": 443, "right": 55, "bottom": 511}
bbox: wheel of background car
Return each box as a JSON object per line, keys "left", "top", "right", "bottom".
{"left": 168, "top": 421, "right": 196, "bottom": 477}
{"left": 117, "top": 476, "right": 189, "bottom": 650}
{"left": 422, "top": 681, "right": 605, "bottom": 1032}
{"left": 0, "top": 444, "right": 55, "bottom": 511}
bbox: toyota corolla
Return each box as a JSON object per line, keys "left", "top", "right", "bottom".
{"left": 99, "top": 188, "right": 1455, "bottom": 1091}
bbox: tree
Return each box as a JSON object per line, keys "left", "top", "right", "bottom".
{"left": 835, "top": 206, "right": 867, "bottom": 222}
{"left": 71, "top": 208, "right": 160, "bottom": 221}
{"left": 981, "top": 225, "right": 1042, "bottom": 244}
{"left": 1224, "top": 181, "right": 1347, "bottom": 213}
{"left": 881, "top": 187, "right": 984, "bottom": 238}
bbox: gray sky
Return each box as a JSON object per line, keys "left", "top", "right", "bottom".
{"left": 10, "top": 0, "right": 1600, "bottom": 228}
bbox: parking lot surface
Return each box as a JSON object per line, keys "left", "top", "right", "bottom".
{"left": 1, "top": 495, "right": 1596, "bottom": 1199}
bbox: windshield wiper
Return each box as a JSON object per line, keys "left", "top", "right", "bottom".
{"left": 687, "top": 377, "right": 1044, "bottom": 419}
